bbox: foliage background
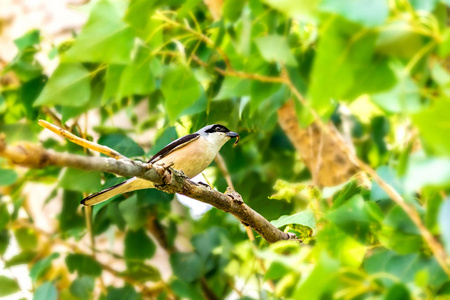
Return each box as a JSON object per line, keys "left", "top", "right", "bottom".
{"left": 2, "top": 0, "right": 450, "bottom": 299}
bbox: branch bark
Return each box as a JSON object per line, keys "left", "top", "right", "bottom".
{"left": 0, "top": 138, "right": 295, "bottom": 244}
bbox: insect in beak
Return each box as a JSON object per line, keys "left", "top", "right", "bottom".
{"left": 226, "top": 132, "right": 240, "bottom": 145}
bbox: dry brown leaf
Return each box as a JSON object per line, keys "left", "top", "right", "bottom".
{"left": 277, "top": 100, "right": 360, "bottom": 187}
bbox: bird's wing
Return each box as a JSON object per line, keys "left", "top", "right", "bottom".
{"left": 81, "top": 133, "right": 201, "bottom": 206}
{"left": 148, "top": 133, "right": 200, "bottom": 164}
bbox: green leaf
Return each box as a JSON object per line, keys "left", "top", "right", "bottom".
{"left": 0, "top": 229, "right": 10, "bottom": 255}
{"left": 121, "top": 262, "right": 161, "bottom": 282}
{"left": 64, "top": 0, "right": 134, "bottom": 64}
{"left": 371, "top": 67, "right": 423, "bottom": 113}
{"left": 320, "top": 0, "right": 389, "bottom": 27}
{"left": 30, "top": 253, "right": 60, "bottom": 282}
{"left": 5, "top": 30, "right": 43, "bottom": 81}
{"left": 14, "top": 227, "right": 37, "bottom": 251}
{"left": 34, "top": 282, "right": 57, "bottom": 300}
{"left": 124, "top": 0, "right": 159, "bottom": 40}
{"left": 223, "top": 0, "right": 245, "bottom": 21}
{"left": 124, "top": 228, "right": 156, "bottom": 260}
{"left": 59, "top": 168, "right": 102, "bottom": 193}
{"left": 365, "top": 250, "right": 447, "bottom": 288}
{"left": 161, "top": 65, "right": 202, "bottom": 122}
{"left": 170, "top": 252, "right": 203, "bottom": 282}
{"left": 98, "top": 134, "right": 144, "bottom": 157}
{"left": 5, "top": 251, "right": 37, "bottom": 268}
{"left": 33, "top": 63, "right": 91, "bottom": 107}
{"left": 14, "top": 29, "right": 40, "bottom": 51}
{"left": 409, "top": 0, "right": 439, "bottom": 11}
{"left": 317, "top": 225, "right": 367, "bottom": 267}
{"left": 405, "top": 156, "right": 450, "bottom": 192}
{"left": 19, "top": 75, "right": 45, "bottom": 120}
{"left": 70, "top": 276, "right": 94, "bottom": 299}
{"left": 384, "top": 283, "right": 411, "bottom": 300}
{"left": 412, "top": 99, "right": 450, "bottom": 156}
{"left": 59, "top": 190, "right": 85, "bottom": 236}
{"left": 169, "top": 278, "right": 204, "bottom": 300}
{"left": 117, "top": 47, "right": 155, "bottom": 97}
{"left": 294, "top": 252, "right": 339, "bottom": 298}
{"left": 308, "top": 18, "right": 387, "bottom": 118}
{"left": 261, "top": 0, "right": 319, "bottom": 22}
{"left": 118, "top": 195, "right": 147, "bottom": 231}
{"left": 370, "top": 166, "right": 403, "bottom": 207}
{"left": 255, "top": 35, "right": 297, "bottom": 66}
{"left": 103, "top": 64, "right": 125, "bottom": 103}
{"left": 271, "top": 209, "right": 316, "bottom": 229}
{"left": 0, "top": 202, "right": 9, "bottom": 229}
{"left": 0, "top": 168, "right": 18, "bottom": 186}
{"left": 250, "top": 80, "right": 282, "bottom": 115}
{"left": 65, "top": 254, "right": 102, "bottom": 277}
{"left": 214, "top": 77, "right": 251, "bottom": 100}
{"left": 328, "top": 195, "right": 383, "bottom": 243}
{"left": 265, "top": 261, "right": 290, "bottom": 280}
{"left": 439, "top": 200, "right": 450, "bottom": 256}
{"left": 106, "top": 284, "right": 139, "bottom": 300}
{"left": 0, "top": 276, "right": 20, "bottom": 297}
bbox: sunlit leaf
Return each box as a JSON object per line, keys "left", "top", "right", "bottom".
{"left": 0, "top": 276, "right": 20, "bottom": 297}
{"left": 413, "top": 99, "right": 450, "bottom": 156}
{"left": 0, "top": 169, "right": 18, "bottom": 186}
{"left": 34, "top": 282, "right": 57, "bottom": 300}
{"left": 261, "top": 0, "right": 319, "bottom": 22}
{"left": 320, "top": 0, "right": 389, "bottom": 27}
{"left": 255, "top": 35, "right": 297, "bottom": 66}
{"left": 30, "top": 253, "right": 60, "bottom": 282}
{"left": 64, "top": 0, "right": 134, "bottom": 64}
{"left": 271, "top": 209, "right": 315, "bottom": 229}
{"left": 33, "top": 63, "right": 91, "bottom": 107}
{"left": 161, "top": 65, "right": 202, "bottom": 122}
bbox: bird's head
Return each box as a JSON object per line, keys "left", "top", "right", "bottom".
{"left": 197, "top": 124, "right": 240, "bottom": 148}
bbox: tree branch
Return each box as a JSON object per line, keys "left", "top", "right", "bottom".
{"left": 0, "top": 137, "right": 296, "bottom": 244}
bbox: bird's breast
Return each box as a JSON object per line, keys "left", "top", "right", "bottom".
{"left": 155, "top": 137, "right": 216, "bottom": 178}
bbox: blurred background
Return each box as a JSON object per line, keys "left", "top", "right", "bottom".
{"left": 1, "top": 0, "right": 450, "bottom": 299}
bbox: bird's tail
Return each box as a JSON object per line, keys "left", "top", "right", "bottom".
{"left": 81, "top": 177, "right": 153, "bottom": 206}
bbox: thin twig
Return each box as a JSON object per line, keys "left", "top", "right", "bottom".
{"left": 191, "top": 55, "right": 285, "bottom": 83}
{"left": 214, "top": 153, "right": 234, "bottom": 190}
{"left": 38, "top": 120, "right": 127, "bottom": 160}
{"left": 154, "top": 12, "right": 232, "bottom": 70}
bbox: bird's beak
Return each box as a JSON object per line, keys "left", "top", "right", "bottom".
{"left": 227, "top": 132, "right": 240, "bottom": 145}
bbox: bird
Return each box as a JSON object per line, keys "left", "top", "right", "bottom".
{"left": 81, "top": 124, "right": 240, "bottom": 206}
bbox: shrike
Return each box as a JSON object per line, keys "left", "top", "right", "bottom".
{"left": 81, "top": 124, "right": 239, "bottom": 206}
